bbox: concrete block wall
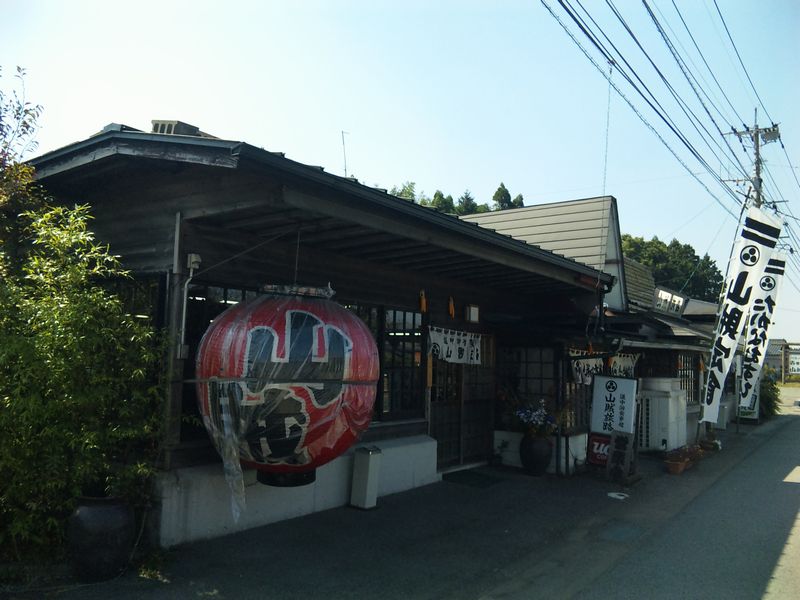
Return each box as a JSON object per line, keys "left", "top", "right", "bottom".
{"left": 156, "top": 435, "right": 440, "bottom": 547}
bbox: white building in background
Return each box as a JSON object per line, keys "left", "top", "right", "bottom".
{"left": 790, "top": 350, "right": 800, "bottom": 375}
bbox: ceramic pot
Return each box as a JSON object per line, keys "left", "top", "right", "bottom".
{"left": 519, "top": 435, "right": 552, "bottom": 476}
{"left": 67, "top": 496, "right": 135, "bottom": 582}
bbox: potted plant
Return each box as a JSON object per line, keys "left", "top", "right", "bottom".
{"left": 700, "top": 431, "right": 722, "bottom": 452}
{"left": 515, "top": 399, "right": 558, "bottom": 476}
{"left": 687, "top": 444, "right": 705, "bottom": 463}
{"left": 664, "top": 447, "right": 691, "bottom": 475}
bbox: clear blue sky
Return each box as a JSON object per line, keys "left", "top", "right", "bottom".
{"left": 3, "top": 0, "right": 799, "bottom": 338}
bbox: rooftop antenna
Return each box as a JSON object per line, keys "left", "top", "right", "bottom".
{"left": 341, "top": 130, "right": 349, "bottom": 177}
{"left": 602, "top": 59, "right": 614, "bottom": 195}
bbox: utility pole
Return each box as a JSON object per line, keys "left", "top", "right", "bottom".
{"left": 782, "top": 341, "right": 787, "bottom": 385}
{"left": 728, "top": 109, "right": 781, "bottom": 208}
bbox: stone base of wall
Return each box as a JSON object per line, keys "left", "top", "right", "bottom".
{"left": 155, "top": 435, "right": 440, "bottom": 547}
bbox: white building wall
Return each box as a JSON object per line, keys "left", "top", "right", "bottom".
{"left": 156, "top": 435, "right": 440, "bottom": 547}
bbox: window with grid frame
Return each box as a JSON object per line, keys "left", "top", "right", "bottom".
{"left": 503, "top": 347, "right": 556, "bottom": 396}
{"left": 678, "top": 352, "right": 701, "bottom": 404}
{"left": 181, "top": 282, "right": 260, "bottom": 442}
{"left": 495, "top": 346, "right": 557, "bottom": 428}
{"left": 347, "top": 304, "right": 424, "bottom": 421}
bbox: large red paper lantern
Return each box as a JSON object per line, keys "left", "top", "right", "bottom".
{"left": 196, "top": 293, "right": 378, "bottom": 486}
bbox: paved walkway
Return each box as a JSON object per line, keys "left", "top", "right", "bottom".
{"left": 6, "top": 387, "right": 799, "bottom": 599}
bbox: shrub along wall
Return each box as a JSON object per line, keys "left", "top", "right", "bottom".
{"left": 0, "top": 205, "right": 163, "bottom": 563}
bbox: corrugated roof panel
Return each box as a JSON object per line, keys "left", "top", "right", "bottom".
{"left": 461, "top": 196, "right": 613, "bottom": 270}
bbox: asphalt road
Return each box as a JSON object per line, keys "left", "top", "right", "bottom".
{"left": 476, "top": 387, "right": 800, "bottom": 600}
{"left": 568, "top": 390, "right": 800, "bottom": 599}
{"left": 7, "top": 387, "right": 800, "bottom": 600}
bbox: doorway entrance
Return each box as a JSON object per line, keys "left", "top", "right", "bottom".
{"left": 430, "top": 359, "right": 494, "bottom": 469}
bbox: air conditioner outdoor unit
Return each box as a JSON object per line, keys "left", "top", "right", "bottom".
{"left": 637, "top": 390, "right": 687, "bottom": 451}
{"left": 350, "top": 446, "right": 382, "bottom": 509}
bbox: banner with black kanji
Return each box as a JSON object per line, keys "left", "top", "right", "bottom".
{"left": 739, "top": 251, "right": 786, "bottom": 409}
{"left": 701, "top": 207, "right": 782, "bottom": 423}
{"left": 428, "top": 326, "right": 482, "bottom": 365}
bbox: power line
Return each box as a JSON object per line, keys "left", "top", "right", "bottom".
{"left": 706, "top": 0, "right": 799, "bottom": 225}
{"left": 712, "top": 0, "right": 774, "bottom": 125}
{"left": 762, "top": 164, "right": 787, "bottom": 207}
{"left": 550, "top": 0, "right": 741, "bottom": 214}
{"left": 780, "top": 144, "right": 800, "bottom": 192}
{"left": 784, "top": 274, "right": 800, "bottom": 296}
{"left": 701, "top": 0, "right": 756, "bottom": 111}
{"left": 641, "top": 0, "right": 750, "bottom": 181}
{"left": 668, "top": 0, "right": 745, "bottom": 128}
{"left": 651, "top": 0, "right": 736, "bottom": 127}
{"left": 599, "top": 0, "right": 744, "bottom": 185}
{"left": 677, "top": 216, "right": 727, "bottom": 294}
{"left": 541, "top": 0, "right": 739, "bottom": 218}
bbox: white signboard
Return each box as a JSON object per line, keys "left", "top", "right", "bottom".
{"left": 702, "top": 206, "right": 782, "bottom": 423}
{"left": 428, "top": 326, "right": 481, "bottom": 365}
{"left": 740, "top": 251, "right": 786, "bottom": 409}
{"left": 591, "top": 375, "right": 638, "bottom": 434}
{"left": 789, "top": 352, "right": 800, "bottom": 375}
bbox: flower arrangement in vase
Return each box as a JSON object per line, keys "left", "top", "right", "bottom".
{"left": 515, "top": 399, "right": 558, "bottom": 438}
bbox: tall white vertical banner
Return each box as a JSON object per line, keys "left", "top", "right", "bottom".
{"left": 739, "top": 251, "right": 786, "bottom": 409}
{"left": 701, "top": 207, "right": 782, "bottom": 423}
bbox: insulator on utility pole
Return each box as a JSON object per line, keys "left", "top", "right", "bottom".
{"left": 728, "top": 109, "right": 781, "bottom": 208}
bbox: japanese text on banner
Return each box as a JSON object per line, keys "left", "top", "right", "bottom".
{"left": 428, "top": 326, "right": 482, "bottom": 365}
{"left": 739, "top": 252, "right": 785, "bottom": 409}
{"left": 702, "top": 207, "right": 782, "bottom": 423}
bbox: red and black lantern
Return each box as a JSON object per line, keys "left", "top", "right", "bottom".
{"left": 196, "top": 292, "right": 379, "bottom": 486}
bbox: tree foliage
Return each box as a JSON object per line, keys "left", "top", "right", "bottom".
{"left": 455, "top": 190, "right": 491, "bottom": 215}
{"left": 390, "top": 180, "right": 522, "bottom": 215}
{"left": 758, "top": 366, "right": 781, "bottom": 419}
{"left": 430, "top": 190, "right": 454, "bottom": 213}
{"left": 0, "top": 67, "right": 41, "bottom": 165}
{"left": 0, "top": 70, "right": 163, "bottom": 563}
{"left": 490, "top": 182, "right": 525, "bottom": 210}
{"left": 389, "top": 181, "right": 416, "bottom": 201}
{"left": 493, "top": 182, "right": 512, "bottom": 210}
{"left": 1, "top": 67, "right": 44, "bottom": 275}
{"left": 621, "top": 234, "right": 723, "bottom": 302}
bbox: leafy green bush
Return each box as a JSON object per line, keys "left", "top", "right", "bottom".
{"left": 758, "top": 366, "right": 781, "bottom": 420}
{"left": 0, "top": 205, "right": 163, "bottom": 562}
{"left": 1, "top": 67, "right": 164, "bottom": 564}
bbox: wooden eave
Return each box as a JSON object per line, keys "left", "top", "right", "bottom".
{"left": 30, "top": 131, "right": 615, "bottom": 300}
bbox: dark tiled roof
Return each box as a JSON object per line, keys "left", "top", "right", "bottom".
{"left": 623, "top": 257, "right": 655, "bottom": 309}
